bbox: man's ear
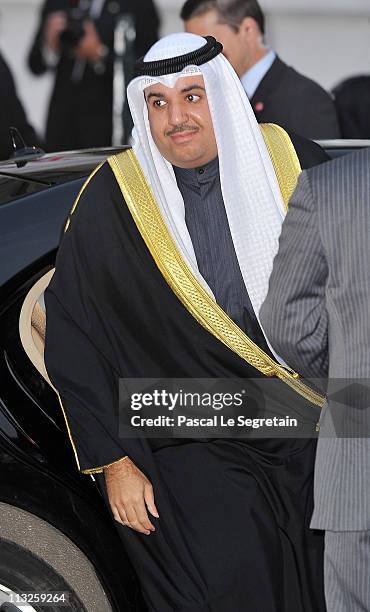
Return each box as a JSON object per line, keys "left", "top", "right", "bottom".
{"left": 239, "top": 16, "right": 259, "bottom": 38}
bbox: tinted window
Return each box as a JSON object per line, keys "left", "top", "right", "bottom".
{"left": 0, "top": 175, "right": 49, "bottom": 206}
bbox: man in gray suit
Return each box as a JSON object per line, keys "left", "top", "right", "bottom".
{"left": 260, "top": 147, "right": 370, "bottom": 612}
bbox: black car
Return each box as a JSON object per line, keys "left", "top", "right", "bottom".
{"left": 0, "top": 141, "right": 368, "bottom": 612}
{"left": 0, "top": 146, "right": 147, "bottom": 612}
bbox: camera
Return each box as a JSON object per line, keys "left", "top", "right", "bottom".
{"left": 59, "top": 0, "right": 91, "bottom": 53}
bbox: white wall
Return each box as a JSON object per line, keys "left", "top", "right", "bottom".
{"left": 1, "top": 0, "right": 369, "bottom": 137}
{"left": 266, "top": 12, "right": 370, "bottom": 91}
{"left": 0, "top": 0, "right": 54, "bottom": 135}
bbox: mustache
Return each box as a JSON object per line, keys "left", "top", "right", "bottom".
{"left": 166, "top": 124, "right": 199, "bottom": 137}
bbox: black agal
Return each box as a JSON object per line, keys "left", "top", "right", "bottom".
{"left": 134, "top": 36, "right": 223, "bottom": 77}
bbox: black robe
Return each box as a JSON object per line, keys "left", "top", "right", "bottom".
{"left": 44, "top": 134, "right": 329, "bottom": 612}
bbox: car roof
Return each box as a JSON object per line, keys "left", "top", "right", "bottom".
{"left": 0, "top": 146, "right": 128, "bottom": 183}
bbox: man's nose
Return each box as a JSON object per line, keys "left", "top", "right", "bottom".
{"left": 168, "top": 102, "right": 189, "bottom": 126}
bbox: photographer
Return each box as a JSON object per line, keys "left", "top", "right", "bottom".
{"left": 28, "top": 0, "right": 160, "bottom": 151}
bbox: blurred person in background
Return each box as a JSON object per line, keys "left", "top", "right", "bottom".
{"left": 0, "top": 51, "right": 42, "bottom": 160}
{"left": 28, "top": 0, "right": 160, "bottom": 151}
{"left": 333, "top": 75, "right": 370, "bottom": 139}
{"left": 181, "top": 0, "right": 340, "bottom": 140}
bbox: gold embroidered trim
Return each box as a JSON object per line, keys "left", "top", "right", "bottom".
{"left": 64, "top": 161, "right": 105, "bottom": 232}
{"left": 108, "top": 148, "right": 324, "bottom": 409}
{"left": 81, "top": 455, "right": 129, "bottom": 475}
{"left": 58, "top": 393, "right": 128, "bottom": 474}
{"left": 57, "top": 393, "right": 82, "bottom": 471}
{"left": 260, "top": 123, "right": 302, "bottom": 211}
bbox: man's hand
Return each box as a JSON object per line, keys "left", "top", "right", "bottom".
{"left": 75, "top": 21, "right": 105, "bottom": 62}
{"left": 43, "top": 11, "right": 67, "bottom": 54}
{"left": 104, "top": 457, "right": 159, "bottom": 535}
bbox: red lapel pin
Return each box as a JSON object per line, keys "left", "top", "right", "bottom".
{"left": 255, "top": 101, "right": 264, "bottom": 112}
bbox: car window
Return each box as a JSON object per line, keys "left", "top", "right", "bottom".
{"left": 0, "top": 175, "right": 50, "bottom": 206}
{"left": 0, "top": 178, "right": 85, "bottom": 286}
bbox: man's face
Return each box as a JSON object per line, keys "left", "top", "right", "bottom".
{"left": 185, "top": 9, "right": 248, "bottom": 77}
{"left": 145, "top": 75, "right": 218, "bottom": 169}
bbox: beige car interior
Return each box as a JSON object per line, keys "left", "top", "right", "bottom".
{"left": 19, "top": 269, "right": 55, "bottom": 390}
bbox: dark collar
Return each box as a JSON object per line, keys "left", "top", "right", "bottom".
{"left": 173, "top": 156, "right": 219, "bottom": 186}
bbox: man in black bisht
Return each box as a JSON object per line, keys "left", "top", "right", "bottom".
{"left": 44, "top": 33, "right": 328, "bottom": 611}
{"left": 28, "top": 0, "right": 160, "bottom": 150}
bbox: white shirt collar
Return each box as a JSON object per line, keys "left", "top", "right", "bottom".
{"left": 240, "top": 49, "right": 276, "bottom": 99}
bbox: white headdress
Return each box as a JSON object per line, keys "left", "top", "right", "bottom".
{"left": 127, "top": 33, "right": 286, "bottom": 356}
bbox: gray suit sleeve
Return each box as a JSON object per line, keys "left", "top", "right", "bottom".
{"left": 260, "top": 170, "right": 329, "bottom": 379}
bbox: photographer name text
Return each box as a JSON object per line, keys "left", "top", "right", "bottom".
{"left": 130, "top": 415, "right": 298, "bottom": 429}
